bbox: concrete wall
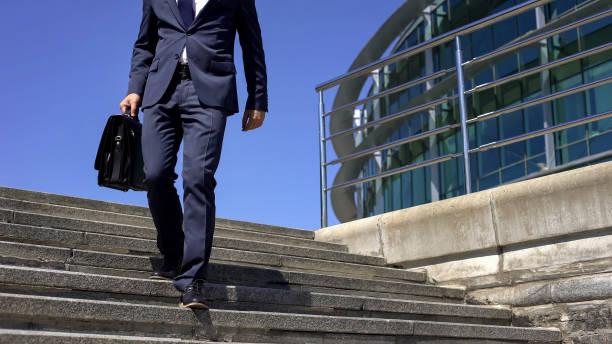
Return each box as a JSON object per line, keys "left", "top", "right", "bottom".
{"left": 315, "top": 161, "right": 612, "bottom": 285}
{"left": 315, "top": 162, "right": 612, "bottom": 343}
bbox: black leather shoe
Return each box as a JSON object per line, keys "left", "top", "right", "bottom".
{"left": 150, "top": 259, "right": 180, "bottom": 280}
{"left": 179, "top": 279, "right": 208, "bottom": 309}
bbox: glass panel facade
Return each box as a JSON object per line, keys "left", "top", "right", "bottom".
{"left": 346, "top": 0, "right": 612, "bottom": 220}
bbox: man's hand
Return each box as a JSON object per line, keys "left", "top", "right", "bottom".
{"left": 242, "top": 109, "right": 266, "bottom": 131}
{"left": 119, "top": 93, "right": 142, "bottom": 118}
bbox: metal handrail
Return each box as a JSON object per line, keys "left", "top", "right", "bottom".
{"left": 324, "top": 95, "right": 458, "bottom": 141}
{"left": 324, "top": 30, "right": 612, "bottom": 171}
{"left": 327, "top": 109, "right": 612, "bottom": 192}
{"left": 315, "top": 1, "right": 612, "bottom": 227}
{"left": 325, "top": 124, "right": 461, "bottom": 166}
{"left": 513, "top": 149, "right": 612, "bottom": 183}
{"left": 462, "top": 8, "right": 612, "bottom": 68}
{"left": 315, "top": 0, "right": 551, "bottom": 92}
{"left": 471, "top": 109, "right": 612, "bottom": 152}
{"left": 466, "top": 42, "right": 612, "bottom": 95}
{"left": 467, "top": 75, "right": 612, "bottom": 124}
{"left": 323, "top": 8, "right": 612, "bottom": 123}
{"left": 323, "top": 68, "right": 455, "bottom": 118}
{"left": 324, "top": 73, "right": 612, "bottom": 190}
{"left": 326, "top": 153, "right": 462, "bottom": 192}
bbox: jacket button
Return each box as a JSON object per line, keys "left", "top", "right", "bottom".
{"left": 174, "top": 54, "right": 180, "bottom": 60}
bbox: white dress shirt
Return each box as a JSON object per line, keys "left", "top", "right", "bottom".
{"left": 177, "top": 0, "right": 209, "bottom": 64}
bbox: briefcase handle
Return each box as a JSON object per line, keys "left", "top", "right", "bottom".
{"left": 123, "top": 107, "right": 140, "bottom": 122}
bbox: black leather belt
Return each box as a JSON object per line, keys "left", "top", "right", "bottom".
{"left": 177, "top": 63, "right": 191, "bottom": 80}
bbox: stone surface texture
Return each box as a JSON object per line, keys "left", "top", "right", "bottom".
{"left": 0, "top": 186, "right": 563, "bottom": 343}
{"left": 314, "top": 162, "right": 612, "bottom": 343}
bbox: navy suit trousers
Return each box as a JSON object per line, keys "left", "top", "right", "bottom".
{"left": 141, "top": 71, "right": 227, "bottom": 292}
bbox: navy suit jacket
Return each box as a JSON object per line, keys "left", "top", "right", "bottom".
{"left": 127, "top": 0, "right": 268, "bottom": 114}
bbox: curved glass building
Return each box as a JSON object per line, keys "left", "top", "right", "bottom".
{"left": 320, "top": 0, "right": 612, "bottom": 224}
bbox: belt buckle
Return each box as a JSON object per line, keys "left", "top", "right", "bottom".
{"left": 178, "top": 63, "right": 190, "bottom": 79}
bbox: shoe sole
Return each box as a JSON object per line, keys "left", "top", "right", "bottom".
{"left": 179, "top": 302, "right": 209, "bottom": 309}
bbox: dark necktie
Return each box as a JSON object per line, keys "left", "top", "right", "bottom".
{"left": 178, "top": 0, "right": 195, "bottom": 28}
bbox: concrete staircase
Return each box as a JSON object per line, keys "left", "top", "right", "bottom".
{"left": 0, "top": 186, "right": 562, "bottom": 343}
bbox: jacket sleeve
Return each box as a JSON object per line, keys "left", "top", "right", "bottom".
{"left": 236, "top": 0, "right": 268, "bottom": 112}
{"left": 127, "top": 0, "right": 159, "bottom": 97}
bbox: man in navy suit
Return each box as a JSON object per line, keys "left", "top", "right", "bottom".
{"left": 119, "top": 0, "right": 267, "bottom": 309}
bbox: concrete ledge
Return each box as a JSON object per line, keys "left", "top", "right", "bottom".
{"left": 512, "top": 299, "right": 612, "bottom": 341}
{"left": 316, "top": 162, "right": 612, "bottom": 268}
{"left": 313, "top": 215, "right": 382, "bottom": 258}
{"left": 379, "top": 192, "right": 497, "bottom": 264}
{"left": 491, "top": 163, "right": 612, "bottom": 246}
{"left": 467, "top": 272, "right": 612, "bottom": 307}
{"left": 316, "top": 190, "right": 498, "bottom": 263}
{"left": 414, "top": 235, "right": 612, "bottom": 290}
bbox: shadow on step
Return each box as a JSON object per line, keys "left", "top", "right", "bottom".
{"left": 149, "top": 256, "right": 294, "bottom": 290}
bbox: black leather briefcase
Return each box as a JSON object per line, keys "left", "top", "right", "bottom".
{"left": 94, "top": 114, "right": 146, "bottom": 192}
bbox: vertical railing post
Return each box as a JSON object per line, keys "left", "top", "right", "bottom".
{"left": 536, "top": 5, "right": 556, "bottom": 170}
{"left": 318, "top": 90, "right": 328, "bottom": 228}
{"left": 455, "top": 36, "right": 473, "bottom": 194}
{"left": 423, "top": 6, "right": 440, "bottom": 203}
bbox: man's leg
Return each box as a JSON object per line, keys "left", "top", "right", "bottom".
{"left": 141, "top": 81, "right": 185, "bottom": 268}
{"left": 173, "top": 78, "right": 227, "bottom": 292}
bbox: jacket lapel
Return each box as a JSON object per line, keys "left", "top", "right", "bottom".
{"left": 166, "top": 0, "right": 186, "bottom": 30}
{"left": 189, "top": 0, "right": 220, "bottom": 29}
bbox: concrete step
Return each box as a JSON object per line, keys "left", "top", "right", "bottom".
{"left": 0, "top": 292, "right": 561, "bottom": 343}
{"left": 0, "top": 222, "right": 419, "bottom": 282}
{"left": 0, "top": 188, "right": 315, "bottom": 239}
{"left": 0, "top": 210, "right": 362, "bottom": 262}
{"left": 0, "top": 240, "right": 461, "bottom": 302}
{"left": 0, "top": 187, "right": 151, "bottom": 217}
{"left": 0, "top": 331, "right": 555, "bottom": 344}
{"left": 0, "top": 265, "right": 510, "bottom": 325}
{"left": 0, "top": 330, "right": 223, "bottom": 344}
{"left": 213, "top": 225, "right": 346, "bottom": 252}
{"left": 0, "top": 204, "right": 345, "bottom": 252}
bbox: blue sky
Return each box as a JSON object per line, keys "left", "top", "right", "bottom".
{"left": 0, "top": 1, "right": 405, "bottom": 230}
